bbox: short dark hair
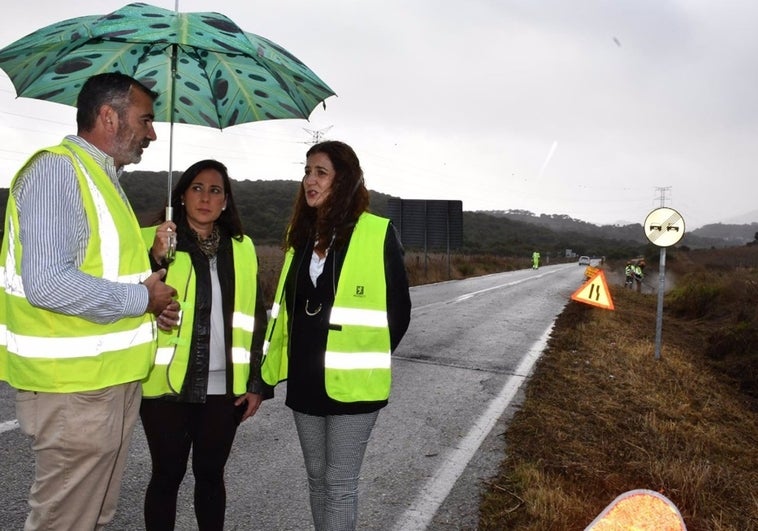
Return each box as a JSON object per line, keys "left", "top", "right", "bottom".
{"left": 76, "top": 72, "right": 157, "bottom": 132}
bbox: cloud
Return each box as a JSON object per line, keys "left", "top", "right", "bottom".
{"left": 0, "top": 0, "right": 757, "bottom": 230}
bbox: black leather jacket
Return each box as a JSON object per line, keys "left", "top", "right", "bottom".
{"left": 151, "top": 223, "right": 270, "bottom": 403}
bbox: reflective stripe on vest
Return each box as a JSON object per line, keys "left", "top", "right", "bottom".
{"left": 0, "top": 140, "right": 155, "bottom": 392}
{"left": 232, "top": 310, "right": 255, "bottom": 364}
{"left": 69, "top": 148, "right": 120, "bottom": 281}
{"left": 141, "top": 230, "right": 258, "bottom": 397}
{"left": 6, "top": 322, "right": 155, "bottom": 358}
{"left": 329, "top": 307, "right": 387, "bottom": 327}
{"left": 325, "top": 351, "right": 391, "bottom": 369}
{"left": 1, "top": 218, "right": 24, "bottom": 298}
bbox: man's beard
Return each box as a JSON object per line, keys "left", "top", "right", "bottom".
{"left": 115, "top": 125, "right": 145, "bottom": 166}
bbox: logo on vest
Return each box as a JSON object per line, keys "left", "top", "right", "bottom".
{"left": 355, "top": 285, "right": 365, "bottom": 296}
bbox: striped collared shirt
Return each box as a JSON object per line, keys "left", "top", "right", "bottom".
{"left": 11, "top": 135, "right": 148, "bottom": 324}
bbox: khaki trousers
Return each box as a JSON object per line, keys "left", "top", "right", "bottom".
{"left": 16, "top": 381, "right": 141, "bottom": 531}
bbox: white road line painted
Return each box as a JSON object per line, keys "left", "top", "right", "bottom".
{"left": 392, "top": 322, "right": 555, "bottom": 531}
{"left": 0, "top": 419, "right": 19, "bottom": 434}
{"left": 412, "top": 267, "right": 567, "bottom": 313}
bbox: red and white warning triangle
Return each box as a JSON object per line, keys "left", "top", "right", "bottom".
{"left": 571, "top": 269, "right": 614, "bottom": 310}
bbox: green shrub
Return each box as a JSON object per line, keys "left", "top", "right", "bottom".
{"left": 667, "top": 272, "right": 722, "bottom": 318}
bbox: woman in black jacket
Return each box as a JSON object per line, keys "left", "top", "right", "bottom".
{"left": 140, "top": 159, "right": 270, "bottom": 531}
{"left": 263, "top": 141, "right": 412, "bottom": 530}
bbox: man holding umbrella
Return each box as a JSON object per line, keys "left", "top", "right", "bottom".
{"left": 0, "top": 72, "right": 178, "bottom": 530}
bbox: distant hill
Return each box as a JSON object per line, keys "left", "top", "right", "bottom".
{"left": 0, "top": 173, "right": 753, "bottom": 258}
{"left": 688, "top": 222, "right": 758, "bottom": 246}
{"left": 480, "top": 209, "right": 734, "bottom": 249}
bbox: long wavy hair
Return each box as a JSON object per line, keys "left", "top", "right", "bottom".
{"left": 285, "top": 140, "right": 370, "bottom": 253}
{"left": 156, "top": 159, "right": 244, "bottom": 240}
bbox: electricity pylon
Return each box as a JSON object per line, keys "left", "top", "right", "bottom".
{"left": 303, "top": 125, "right": 333, "bottom": 144}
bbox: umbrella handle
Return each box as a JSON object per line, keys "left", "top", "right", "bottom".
{"left": 164, "top": 230, "right": 176, "bottom": 264}
{"left": 164, "top": 206, "right": 176, "bottom": 264}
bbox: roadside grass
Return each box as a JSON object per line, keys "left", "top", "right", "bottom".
{"left": 479, "top": 247, "right": 758, "bottom": 530}
{"left": 404, "top": 251, "right": 527, "bottom": 285}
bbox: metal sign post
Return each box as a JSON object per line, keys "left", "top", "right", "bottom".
{"left": 643, "top": 207, "right": 685, "bottom": 360}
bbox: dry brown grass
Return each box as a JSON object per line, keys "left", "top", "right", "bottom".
{"left": 254, "top": 244, "right": 285, "bottom": 306}
{"left": 404, "top": 251, "right": 527, "bottom": 285}
{"left": 480, "top": 248, "right": 758, "bottom": 531}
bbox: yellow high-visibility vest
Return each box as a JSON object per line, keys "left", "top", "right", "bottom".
{"left": 141, "top": 227, "right": 258, "bottom": 397}
{"left": 262, "top": 212, "right": 391, "bottom": 402}
{"left": 0, "top": 140, "right": 155, "bottom": 392}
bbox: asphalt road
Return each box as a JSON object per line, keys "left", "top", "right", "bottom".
{"left": 0, "top": 262, "right": 586, "bottom": 530}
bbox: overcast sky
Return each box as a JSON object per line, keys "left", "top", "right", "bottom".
{"left": 1, "top": 1, "right": 756, "bottom": 230}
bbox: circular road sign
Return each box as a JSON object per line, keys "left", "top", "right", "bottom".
{"left": 644, "top": 207, "right": 685, "bottom": 247}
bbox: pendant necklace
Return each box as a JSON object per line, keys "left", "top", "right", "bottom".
{"left": 305, "top": 299, "right": 322, "bottom": 316}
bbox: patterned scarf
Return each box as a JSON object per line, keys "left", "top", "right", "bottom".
{"left": 192, "top": 225, "right": 221, "bottom": 257}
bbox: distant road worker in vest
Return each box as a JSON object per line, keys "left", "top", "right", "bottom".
{"left": 140, "top": 159, "right": 271, "bottom": 530}
{"left": 0, "top": 72, "right": 178, "bottom": 530}
{"left": 632, "top": 260, "right": 645, "bottom": 293}
{"left": 532, "top": 250, "right": 540, "bottom": 269}
{"left": 624, "top": 261, "right": 634, "bottom": 289}
{"left": 262, "top": 140, "right": 412, "bottom": 531}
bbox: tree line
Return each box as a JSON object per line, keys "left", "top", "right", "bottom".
{"left": 118, "top": 171, "right": 662, "bottom": 260}
{"left": 0, "top": 170, "right": 743, "bottom": 258}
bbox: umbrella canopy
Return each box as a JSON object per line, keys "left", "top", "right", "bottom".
{"left": 0, "top": 2, "right": 335, "bottom": 129}
{"left": 0, "top": 2, "right": 335, "bottom": 227}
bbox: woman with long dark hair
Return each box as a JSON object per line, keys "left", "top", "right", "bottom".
{"left": 140, "top": 159, "right": 270, "bottom": 530}
{"left": 262, "top": 141, "right": 411, "bottom": 530}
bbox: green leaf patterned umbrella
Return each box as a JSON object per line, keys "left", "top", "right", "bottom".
{"left": 0, "top": 2, "right": 335, "bottom": 210}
